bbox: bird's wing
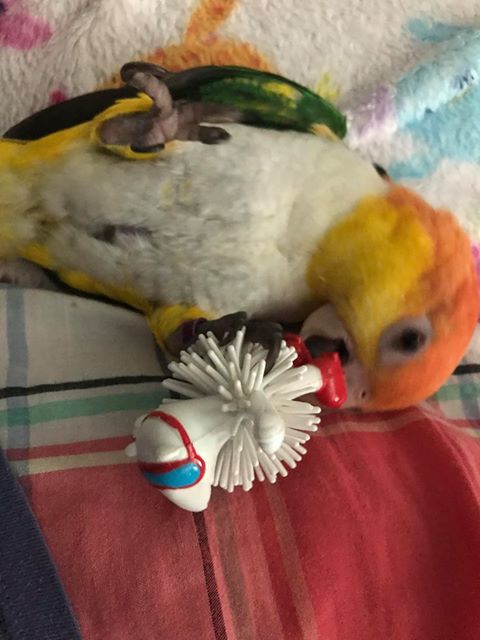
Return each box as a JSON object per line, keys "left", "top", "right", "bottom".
{"left": 3, "top": 87, "right": 138, "bottom": 141}
{"left": 4, "top": 65, "right": 346, "bottom": 142}
{"left": 162, "top": 64, "right": 347, "bottom": 138}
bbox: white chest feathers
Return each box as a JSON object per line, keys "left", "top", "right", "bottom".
{"left": 40, "top": 125, "right": 386, "bottom": 318}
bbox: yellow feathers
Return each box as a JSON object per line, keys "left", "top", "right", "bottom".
{"left": 306, "top": 191, "right": 434, "bottom": 366}
{"left": 0, "top": 92, "right": 169, "bottom": 262}
{"left": 20, "top": 243, "right": 211, "bottom": 348}
{"left": 90, "top": 94, "right": 168, "bottom": 161}
{"left": 0, "top": 143, "right": 46, "bottom": 259}
{"left": 262, "top": 81, "right": 299, "bottom": 101}
{"left": 147, "top": 304, "right": 210, "bottom": 349}
{"left": 314, "top": 72, "right": 341, "bottom": 104}
{"left": 310, "top": 123, "right": 339, "bottom": 141}
{"left": 305, "top": 185, "right": 478, "bottom": 410}
{"left": 20, "top": 244, "right": 56, "bottom": 269}
{"left": 20, "top": 243, "right": 152, "bottom": 314}
{"left": 4, "top": 94, "right": 164, "bottom": 171}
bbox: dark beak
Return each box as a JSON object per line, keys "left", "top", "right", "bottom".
{"left": 304, "top": 336, "right": 350, "bottom": 365}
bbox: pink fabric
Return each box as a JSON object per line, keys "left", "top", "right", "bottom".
{"left": 23, "top": 408, "right": 480, "bottom": 640}
{"left": 0, "top": 1, "right": 52, "bottom": 49}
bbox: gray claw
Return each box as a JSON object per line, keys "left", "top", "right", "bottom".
{"left": 197, "top": 312, "right": 248, "bottom": 345}
{"left": 198, "top": 314, "right": 283, "bottom": 373}
{"left": 101, "top": 66, "right": 235, "bottom": 150}
{"left": 120, "top": 61, "right": 169, "bottom": 84}
{"left": 244, "top": 321, "right": 284, "bottom": 372}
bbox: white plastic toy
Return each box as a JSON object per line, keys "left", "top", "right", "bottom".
{"left": 125, "top": 330, "right": 346, "bottom": 511}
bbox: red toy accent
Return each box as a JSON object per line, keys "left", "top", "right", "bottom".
{"left": 283, "top": 333, "right": 312, "bottom": 366}
{"left": 137, "top": 410, "right": 206, "bottom": 485}
{"left": 284, "top": 333, "right": 347, "bottom": 408}
{"left": 311, "top": 352, "right": 347, "bottom": 408}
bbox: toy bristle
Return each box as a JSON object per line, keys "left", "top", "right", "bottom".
{"left": 162, "top": 329, "right": 321, "bottom": 492}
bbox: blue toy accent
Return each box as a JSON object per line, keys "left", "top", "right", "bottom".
{"left": 143, "top": 462, "right": 203, "bottom": 489}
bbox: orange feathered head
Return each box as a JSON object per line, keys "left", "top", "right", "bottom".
{"left": 303, "top": 185, "right": 479, "bottom": 411}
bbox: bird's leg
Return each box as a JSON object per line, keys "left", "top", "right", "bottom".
{"left": 98, "top": 65, "right": 241, "bottom": 152}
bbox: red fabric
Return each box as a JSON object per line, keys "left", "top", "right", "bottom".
{"left": 25, "top": 409, "right": 480, "bottom": 640}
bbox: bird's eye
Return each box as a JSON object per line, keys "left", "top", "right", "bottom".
{"left": 392, "top": 328, "right": 427, "bottom": 353}
{"left": 380, "top": 316, "right": 432, "bottom": 365}
{"left": 373, "top": 163, "right": 389, "bottom": 179}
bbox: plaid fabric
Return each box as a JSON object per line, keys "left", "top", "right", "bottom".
{"left": 2, "top": 285, "right": 480, "bottom": 639}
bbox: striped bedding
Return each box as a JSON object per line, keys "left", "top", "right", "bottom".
{"left": 2, "top": 285, "right": 480, "bottom": 639}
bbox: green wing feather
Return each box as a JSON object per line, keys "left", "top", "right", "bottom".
{"left": 5, "top": 65, "right": 346, "bottom": 142}
{"left": 166, "top": 65, "right": 347, "bottom": 139}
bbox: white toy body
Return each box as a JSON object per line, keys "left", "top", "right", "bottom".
{"left": 35, "top": 125, "right": 385, "bottom": 322}
{"left": 125, "top": 330, "right": 343, "bottom": 512}
{"left": 129, "top": 396, "right": 232, "bottom": 512}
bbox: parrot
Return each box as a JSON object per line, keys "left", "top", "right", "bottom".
{"left": 0, "top": 61, "right": 477, "bottom": 412}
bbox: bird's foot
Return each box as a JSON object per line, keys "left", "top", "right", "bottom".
{"left": 98, "top": 62, "right": 241, "bottom": 151}
{"left": 176, "top": 312, "right": 284, "bottom": 373}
